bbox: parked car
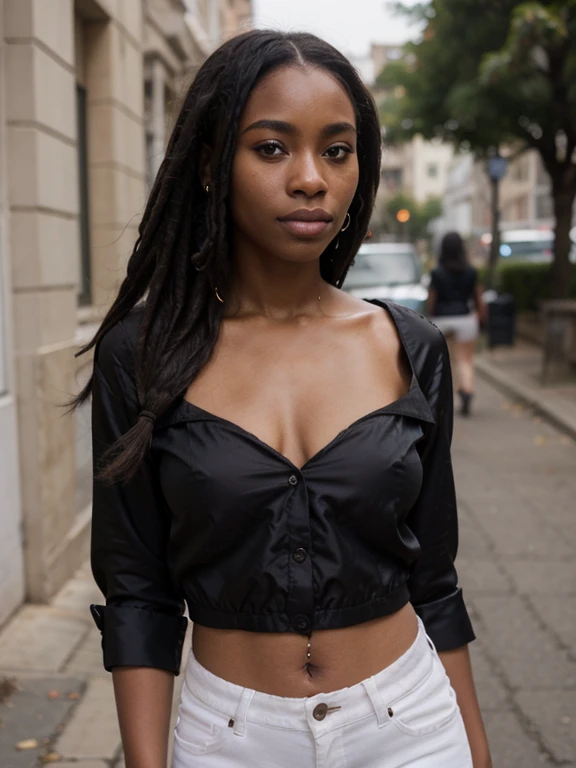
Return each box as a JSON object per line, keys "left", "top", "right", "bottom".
{"left": 479, "top": 228, "right": 576, "bottom": 263}
{"left": 343, "top": 242, "right": 428, "bottom": 312}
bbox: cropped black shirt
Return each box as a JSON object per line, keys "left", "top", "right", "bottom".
{"left": 89, "top": 299, "right": 475, "bottom": 675}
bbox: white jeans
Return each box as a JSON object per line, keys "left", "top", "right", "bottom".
{"left": 172, "top": 617, "right": 472, "bottom": 767}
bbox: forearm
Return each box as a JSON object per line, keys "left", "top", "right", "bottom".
{"left": 112, "top": 666, "right": 175, "bottom": 768}
{"left": 438, "top": 645, "right": 491, "bottom": 767}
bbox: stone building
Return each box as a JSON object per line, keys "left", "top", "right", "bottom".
{"left": 371, "top": 43, "right": 454, "bottom": 206}
{"left": 0, "top": 0, "right": 252, "bottom": 626}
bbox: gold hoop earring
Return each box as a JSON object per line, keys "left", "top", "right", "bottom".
{"left": 341, "top": 212, "right": 351, "bottom": 232}
{"left": 205, "top": 184, "right": 210, "bottom": 193}
{"left": 214, "top": 286, "right": 224, "bottom": 303}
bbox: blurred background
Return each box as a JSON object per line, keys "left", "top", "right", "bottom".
{"left": 0, "top": 1, "right": 574, "bottom": 766}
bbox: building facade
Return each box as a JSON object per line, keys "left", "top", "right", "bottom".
{"left": 0, "top": 0, "right": 251, "bottom": 625}
{"left": 372, "top": 43, "right": 454, "bottom": 206}
{"left": 437, "top": 149, "right": 556, "bottom": 247}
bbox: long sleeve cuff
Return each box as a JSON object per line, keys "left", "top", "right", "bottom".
{"left": 90, "top": 604, "right": 188, "bottom": 675}
{"left": 413, "top": 588, "right": 475, "bottom": 651}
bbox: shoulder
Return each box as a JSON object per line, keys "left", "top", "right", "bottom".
{"left": 377, "top": 300, "right": 448, "bottom": 385}
{"left": 94, "top": 304, "right": 145, "bottom": 382}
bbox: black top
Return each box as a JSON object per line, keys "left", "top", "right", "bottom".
{"left": 430, "top": 265, "right": 477, "bottom": 317}
{"left": 89, "top": 299, "right": 475, "bottom": 675}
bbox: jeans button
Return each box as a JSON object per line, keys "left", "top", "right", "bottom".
{"left": 313, "top": 703, "right": 328, "bottom": 721}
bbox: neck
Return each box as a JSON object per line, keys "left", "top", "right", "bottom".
{"left": 227, "top": 242, "right": 328, "bottom": 320}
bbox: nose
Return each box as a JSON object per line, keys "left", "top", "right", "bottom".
{"left": 287, "top": 151, "right": 328, "bottom": 199}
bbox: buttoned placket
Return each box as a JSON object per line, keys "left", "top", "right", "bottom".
{"left": 285, "top": 471, "right": 315, "bottom": 634}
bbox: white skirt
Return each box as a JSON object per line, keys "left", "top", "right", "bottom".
{"left": 172, "top": 617, "right": 472, "bottom": 767}
{"left": 431, "top": 313, "right": 479, "bottom": 343}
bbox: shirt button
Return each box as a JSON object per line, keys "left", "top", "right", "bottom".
{"left": 288, "top": 474, "right": 298, "bottom": 486}
{"left": 293, "top": 614, "right": 310, "bottom": 633}
{"left": 292, "top": 547, "right": 307, "bottom": 564}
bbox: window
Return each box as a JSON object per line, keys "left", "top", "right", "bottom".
{"left": 536, "top": 193, "right": 553, "bottom": 220}
{"left": 382, "top": 168, "right": 403, "bottom": 191}
{"left": 427, "top": 163, "right": 438, "bottom": 179}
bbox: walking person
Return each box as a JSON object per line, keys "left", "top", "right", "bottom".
{"left": 427, "top": 232, "right": 487, "bottom": 417}
{"left": 73, "top": 31, "right": 490, "bottom": 767}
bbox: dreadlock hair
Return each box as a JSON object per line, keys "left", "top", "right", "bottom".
{"left": 70, "top": 29, "right": 382, "bottom": 485}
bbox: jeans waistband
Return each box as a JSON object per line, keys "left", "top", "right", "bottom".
{"left": 182, "top": 616, "right": 437, "bottom": 737}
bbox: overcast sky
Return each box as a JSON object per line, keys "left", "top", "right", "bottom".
{"left": 252, "top": 0, "right": 421, "bottom": 58}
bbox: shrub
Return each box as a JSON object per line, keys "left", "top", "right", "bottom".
{"left": 477, "top": 262, "right": 576, "bottom": 312}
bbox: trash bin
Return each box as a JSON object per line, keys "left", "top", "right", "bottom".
{"left": 486, "top": 293, "right": 516, "bottom": 347}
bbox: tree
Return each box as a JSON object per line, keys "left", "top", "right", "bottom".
{"left": 380, "top": 1, "right": 576, "bottom": 299}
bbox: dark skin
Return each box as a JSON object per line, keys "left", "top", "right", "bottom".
{"left": 113, "top": 65, "right": 490, "bottom": 767}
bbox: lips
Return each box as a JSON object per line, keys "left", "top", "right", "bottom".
{"left": 278, "top": 208, "right": 334, "bottom": 237}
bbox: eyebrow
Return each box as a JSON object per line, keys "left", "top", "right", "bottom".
{"left": 241, "top": 119, "right": 357, "bottom": 138}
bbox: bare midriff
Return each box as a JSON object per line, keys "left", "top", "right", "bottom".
{"left": 191, "top": 602, "right": 419, "bottom": 697}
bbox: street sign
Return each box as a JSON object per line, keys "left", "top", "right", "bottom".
{"left": 488, "top": 156, "right": 508, "bottom": 182}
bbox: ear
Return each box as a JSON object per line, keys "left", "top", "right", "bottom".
{"left": 199, "top": 143, "right": 212, "bottom": 188}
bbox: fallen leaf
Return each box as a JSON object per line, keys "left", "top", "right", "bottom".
{"left": 15, "top": 739, "right": 39, "bottom": 750}
{"left": 67, "top": 692, "right": 80, "bottom": 700}
{"left": 41, "top": 752, "right": 62, "bottom": 763}
{"left": 47, "top": 690, "right": 60, "bottom": 700}
{"left": 0, "top": 677, "right": 19, "bottom": 704}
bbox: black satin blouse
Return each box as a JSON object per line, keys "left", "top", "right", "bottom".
{"left": 89, "top": 299, "right": 475, "bottom": 675}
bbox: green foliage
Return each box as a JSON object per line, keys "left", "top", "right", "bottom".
{"left": 380, "top": 0, "right": 576, "bottom": 297}
{"left": 478, "top": 262, "right": 576, "bottom": 311}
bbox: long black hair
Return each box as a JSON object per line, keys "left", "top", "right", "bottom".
{"left": 438, "top": 232, "right": 467, "bottom": 272}
{"left": 71, "top": 29, "right": 382, "bottom": 484}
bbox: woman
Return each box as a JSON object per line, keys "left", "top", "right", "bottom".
{"left": 427, "top": 233, "right": 486, "bottom": 416}
{"left": 75, "top": 31, "right": 490, "bottom": 767}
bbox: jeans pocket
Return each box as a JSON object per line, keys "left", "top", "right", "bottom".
{"left": 388, "top": 655, "right": 460, "bottom": 738}
{"left": 174, "top": 692, "right": 229, "bottom": 756}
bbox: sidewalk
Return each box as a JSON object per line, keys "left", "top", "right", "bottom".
{"left": 0, "top": 559, "right": 191, "bottom": 767}
{"left": 475, "top": 338, "right": 576, "bottom": 441}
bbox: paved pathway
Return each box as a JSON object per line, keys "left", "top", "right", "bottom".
{"left": 0, "top": 376, "right": 575, "bottom": 766}
{"left": 455, "top": 377, "right": 576, "bottom": 767}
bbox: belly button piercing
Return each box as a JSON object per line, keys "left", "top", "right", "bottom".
{"left": 307, "top": 634, "right": 311, "bottom": 660}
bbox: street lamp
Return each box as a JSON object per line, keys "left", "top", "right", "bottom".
{"left": 486, "top": 152, "right": 508, "bottom": 290}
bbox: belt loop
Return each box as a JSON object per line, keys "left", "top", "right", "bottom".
{"left": 232, "top": 688, "right": 254, "bottom": 737}
{"left": 362, "top": 676, "right": 392, "bottom": 729}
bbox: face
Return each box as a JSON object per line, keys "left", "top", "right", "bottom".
{"left": 229, "top": 65, "right": 359, "bottom": 265}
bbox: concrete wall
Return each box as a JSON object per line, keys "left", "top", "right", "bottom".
{"left": 0, "top": 0, "right": 253, "bottom": 621}
{"left": 1, "top": 0, "right": 146, "bottom": 609}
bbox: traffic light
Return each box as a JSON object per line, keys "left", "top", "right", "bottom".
{"left": 396, "top": 209, "right": 411, "bottom": 223}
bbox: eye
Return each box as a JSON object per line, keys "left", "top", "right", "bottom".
{"left": 324, "top": 145, "right": 354, "bottom": 160}
{"left": 255, "top": 140, "right": 285, "bottom": 157}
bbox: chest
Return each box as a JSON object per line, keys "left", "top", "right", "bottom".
{"left": 184, "top": 317, "right": 409, "bottom": 471}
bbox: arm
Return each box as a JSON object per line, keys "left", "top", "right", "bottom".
{"left": 112, "top": 667, "right": 174, "bottom": 768}
{"left": 473, "top": 281, "right": 488, "bottom": 326}
{"left": 90, "top": 320, "right": 187, "bottom": 768}
{"left": 406, "top": 329, "right": 490, "bottom": 764}
{"left": 426, "top": 285, "right": 438, "bottom": 317}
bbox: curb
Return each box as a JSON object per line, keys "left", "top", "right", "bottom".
{"left": 475, "top": 356, "right": 576, "bottom": 443}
